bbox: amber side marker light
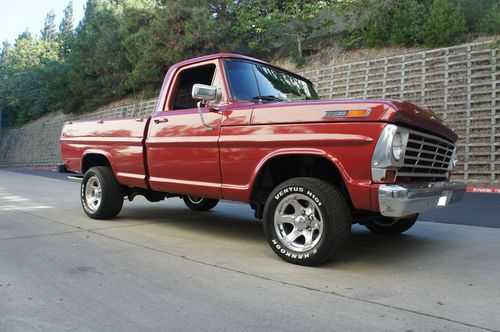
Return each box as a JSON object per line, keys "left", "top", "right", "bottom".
{"left": 381, "top": 169, "right": 397, "bottom": 183}
{"left": 324, "top": 109, "right": 371, "bottom": 118}
{"left": 347, "top": 109, "right": 371, "bottom": 117}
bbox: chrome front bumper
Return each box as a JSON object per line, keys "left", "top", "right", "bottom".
{"left": 378, "top": 181, "right": 466, "bottom": 217}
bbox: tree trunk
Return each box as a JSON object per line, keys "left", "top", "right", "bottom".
{"left": 296, "top": 34, "right": 302, "bottom": 59}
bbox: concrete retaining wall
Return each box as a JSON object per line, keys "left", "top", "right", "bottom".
{"left": 0, "top": 99, "right": 156, "bottom": 168}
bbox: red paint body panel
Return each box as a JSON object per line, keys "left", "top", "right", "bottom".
{"left": 60, "top": 53, "right": 459, "bottom": 214}
{"left": 251, "top": 100, "right": 388, "bottom": 125}
{"left": 60, "top": 118, "right": 149, "bottom": 188}
{"left": 219, "top": 122, "right": 385, "bottom": 211}
{"left": 380, "top": 100, "right": 458, "bottom": 142}
{"left": 146, "top": 108, "right": 223, "bottom": 198}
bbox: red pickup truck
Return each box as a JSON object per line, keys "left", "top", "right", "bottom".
{"left": 60, "top": 53, "right": 465, "bottom": 265}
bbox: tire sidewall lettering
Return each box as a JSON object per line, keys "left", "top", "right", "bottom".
{"left": 274, "top": 186, "right": 304, "bottom": 200}
{"left": 271, "top": 237, "right": 318, "bottom": 259}
{"left": 273, "top": 186, "right": 323, "bottom": 207}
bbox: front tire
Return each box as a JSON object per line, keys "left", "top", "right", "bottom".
{"left": 263, "top": 177, "right": 351, "bottom": 266}
{"left": 364, "top": 214, "right": 418, "bottom": 235}
{"left": 183, "top": 196, "right": 219, "bottom": 211}
{"left": 81, "top": 166, "right": 124, "bottom": 219}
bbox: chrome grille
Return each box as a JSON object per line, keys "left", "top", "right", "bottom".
{"left": 398, "top": 130, "right": 455, "bottom": 180}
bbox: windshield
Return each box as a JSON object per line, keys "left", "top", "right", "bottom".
{"left": 224, "top": 60, "right": 320, "bottom": 102}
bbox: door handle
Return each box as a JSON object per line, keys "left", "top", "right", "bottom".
{"left": 135, "top": 118, "right": 144, "bottom": 122}
{"left": 154, "top": 116, "right": 169, "bottom": 124}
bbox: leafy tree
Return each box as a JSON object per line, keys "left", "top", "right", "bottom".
{"left": 228, "top": 0, "right": 335, "bottom": 64}
{"left": 0, "top": 42, "right": 13, "bottom": 127}
{"left": 460, "top": 0, "right": 497, "bottom": 33}
{"left": 59, "top": 1, "right": 75, "bottom": 55}
{"left": 1, "top": 41, "right": 11, "bottom": 58}
{"left": 422, "top": 0, "right": 466, "bottom": 47}
{"left": 0, "top": 33, "right": 61, "bottom": 124}
{"left": 390, "top": 0, "right": 427, "bottom": 46}
{"left": 41, "top": 10, "right": 57, "bottom": 42}
{"left": 67, "top": 0, "right": 131, "bottom": 112}
{"left": 360, "top": 1, "right": 393, "bottom": 47}
{"left": 478, "top": 2, "right": 500, "bottom": 34}
{"left": 124, "top": 0, "right": 222, "bottom": 94}
{"left": 16, "top": 30, "right": 33, "bottom": 42}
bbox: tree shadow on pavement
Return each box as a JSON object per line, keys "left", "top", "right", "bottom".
{"left": 115, "top": 202, "right": 265, "bottom": 244}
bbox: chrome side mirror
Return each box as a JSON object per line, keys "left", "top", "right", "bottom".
{"left": 192, "top": 84, "right": 217, "bottom": 131}
{"left": 192, "top": 84, "right": 217, "bottom": 102}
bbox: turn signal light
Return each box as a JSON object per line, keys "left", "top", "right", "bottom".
{"left": 381, "top": 170, "right": 397, "bottom": 182}
{"left": 347, "top": 109, "right": 371, "bottom": 117}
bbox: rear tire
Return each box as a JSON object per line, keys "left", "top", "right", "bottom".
{"left": 183, "top": 196, "right": 219, "bottom": 211}
{"left": 263, "top": 177, "right": 351, "bottom": 266}
{"left": 81, "top": 166, "right": 124, "bottom": 220}
{"left": 364, "top": 214, "right": 418, "bottom": 235}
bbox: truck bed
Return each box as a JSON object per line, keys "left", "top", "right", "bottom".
{"left": 60, "top": 117, "right": 151, "bottom": 188}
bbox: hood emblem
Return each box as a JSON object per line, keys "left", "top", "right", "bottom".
{"left": 414, "top": 109, "right": 420, "bottom": 115}
{"left": 324, "top": 110, "right": 349, "bottom": 118}
{"left": 324, "top": 109, "right": 371, "bottom": 118}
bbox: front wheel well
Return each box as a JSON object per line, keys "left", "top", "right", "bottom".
{"left": 250, "top": 154, "right": 351, "bottom": 219}
{"left": 82, "top": 154, "right": 111, "bottom": 173}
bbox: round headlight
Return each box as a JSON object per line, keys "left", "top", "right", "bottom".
{"left": 392, "top": 132, "right": 403, "bottom": 161}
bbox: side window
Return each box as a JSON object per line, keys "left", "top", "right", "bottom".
{"left": 224, "top": 61, "right": 259, "bottom": 101}
{"left": 172, "top": 64, "right": 216, "bottom": 110}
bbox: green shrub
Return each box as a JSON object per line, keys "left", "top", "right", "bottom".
{"left": 360, "top": 2, "right": 393, "bottom": 47}
{"left": 478, "top": 3, "right": 500, "bottom": 34}
{"left": 390, "top": 0, "right": 428, "bottom": 46}
{"left": 460, "top": 0, "right": 498, "bottom": 33}
{"left": 422, "top": 0, "right": 467, "bottom": 47}
{"left": 340, "top": 33, "right": 364, "bottom": 49}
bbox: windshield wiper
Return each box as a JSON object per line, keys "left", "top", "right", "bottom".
{"left": 250, "top": 95, "right": 285, "bottom": 103}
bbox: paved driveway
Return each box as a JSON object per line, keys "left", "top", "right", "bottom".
{"left": 0, "top": 170, "right": 498, "bottom": 331}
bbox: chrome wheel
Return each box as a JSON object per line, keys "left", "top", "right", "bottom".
{"left": 187, "top": 196, "right": 204, "bottom": 204}
{"left": 85, "top": 175, "right": 102, "bottom": 213}
{"left": 274, "top": 193, "right": 324, "bottom": 252}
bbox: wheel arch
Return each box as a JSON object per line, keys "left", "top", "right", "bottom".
{"left": 249, "top": 149, "right": 353, "bottom": 218}
{"left": 81, "top": 150, "right": 115, "bottom": 174}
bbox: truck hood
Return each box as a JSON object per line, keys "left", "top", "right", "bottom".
{"left": 250, "top": 99, "right": 458, "bottom": 142}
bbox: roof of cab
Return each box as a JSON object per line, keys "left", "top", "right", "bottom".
{"left": 171, "top": 53, "right": 270, "bottom": 69}
{"left": 168, "top": 53, "right": 311, "bottom": 83}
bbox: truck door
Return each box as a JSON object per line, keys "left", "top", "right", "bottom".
{"left": 146, "top": 61, "right": 224, "bottom": 198}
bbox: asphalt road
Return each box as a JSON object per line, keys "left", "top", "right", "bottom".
{"left": 1, "top": 169, "right": 499, "bottom": 331}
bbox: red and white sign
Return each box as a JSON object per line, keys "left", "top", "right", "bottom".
{"left": 467, "top": 186, "right": 500, "bottom": 194}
